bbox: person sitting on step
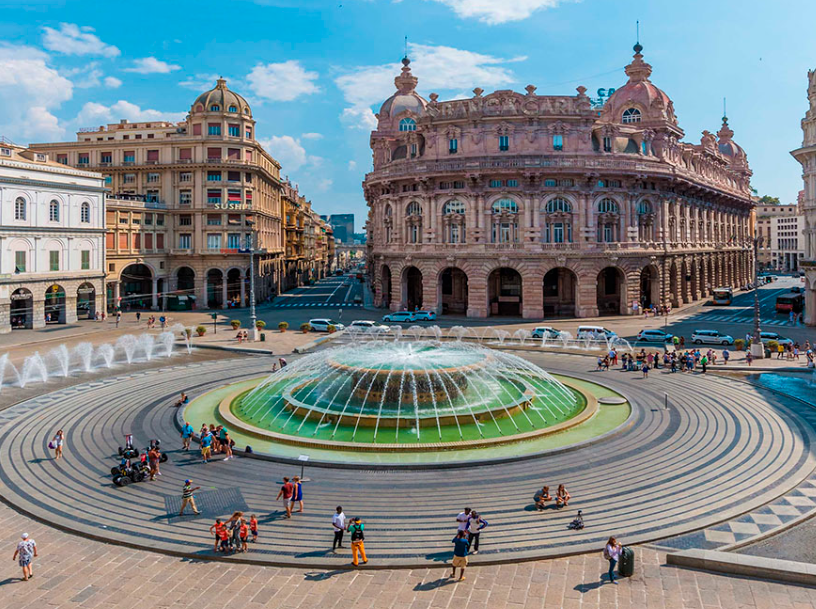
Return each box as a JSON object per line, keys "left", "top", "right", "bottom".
{"left": 534, "top": 485, "right": 552, "bottom": 510}
{"left": 555, "top": 484, "right": 571, "bottom": 508}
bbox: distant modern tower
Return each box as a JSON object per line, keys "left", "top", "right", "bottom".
{"left": 791, "top": 69, "right": 816, "bottom": 326}
{"left": 328, "top": 214, "right": 354, "bottom": 243}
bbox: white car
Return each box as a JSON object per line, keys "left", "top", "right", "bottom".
{"left": 759, "top": 331, "right": 794, "bottom": 346}
{"left": 637, "top": 329, "right": 674, "bottom": 342}
{"left": 691, "top": 329, "right": 734, "bottom": 345}
{"left": 531, "top": 326, "right": 563, "bottom": 339}
{"left": 382, "top": 311, "right": 416, "bottom": 323}
{"left": 349, "top": 320, "right": 390, "bottom": 332}
{"left": 309, "top": 318, "right": 345, "bottom": 332}
{"left": 413, "top": 310, "right": 437, "bottom": 321}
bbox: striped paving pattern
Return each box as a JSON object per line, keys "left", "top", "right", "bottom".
{"left": 703, "top": 310, "right": 798, "bottom": 326}
{"left": 0, "top": 353, "right": 814, "bottom": 569}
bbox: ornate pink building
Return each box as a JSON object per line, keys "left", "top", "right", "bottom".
{"left": 364, "top": 44, "right": 755, "bottom": 318}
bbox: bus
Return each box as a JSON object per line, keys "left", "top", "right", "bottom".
{"left": 711, "top": 287, "right": 733, "bottom": 306}
{"left": 776, "top": 293, "right": 804, "bottom": 314}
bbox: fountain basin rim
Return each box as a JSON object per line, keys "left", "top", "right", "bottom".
{"left": 217, "top": 376, "right": 597, "bottom": 452}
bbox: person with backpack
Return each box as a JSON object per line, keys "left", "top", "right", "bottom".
{"left": 604, "top": 536, "right": 622, "bottom": 583}
{"left": 348, "top": 517, "right": 367, "bottom": 566}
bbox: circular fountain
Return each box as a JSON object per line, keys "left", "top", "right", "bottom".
{"left": 219, "top": 341, "right": 596, "bottom": 452}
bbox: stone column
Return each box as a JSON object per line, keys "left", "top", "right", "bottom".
{"left": 690, "top": 257, "right": 701, "bottom": 301}
{"left": 522, "top": 271, "right": 543, "bottom": 319}
{"left": 199, "top": 278, "right": 208, "bottom": 309}
{"left": 467, "top": 277, "right": 489, "bottom": 318}
{"left": 151, "top": 277, "right": 159, "bottom": 310}
{"left": 112, "top": 282, "right": 121, "bottom": 311}
{"left": 805, "top": 281, "right": 816, "bottom": 326}
{"left": 682, "top": 258, "right": 693, "bottom": 304}
{"left": 32, "top": 298, "right": 46, "bottom": 329}
{"left": 389, "top": 271, "right": 400, "bottom": 312}
{"left": 240, "top": 277, "right": 246, "bottom": 306}
{"left": 0, "top": 298, "right": 10, "bottom": 334}
{"left": 421, "top": 270, "right": 439, "bottom": 314}
{"left": 576, "top": 270, "right": 599, "bottom": 317}
{"left": 65, "top": 296, "right": 78, "bottom": 324}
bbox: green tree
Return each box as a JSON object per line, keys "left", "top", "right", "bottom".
{"left": 757, "top": 195, "right": 780, "bottom": 205}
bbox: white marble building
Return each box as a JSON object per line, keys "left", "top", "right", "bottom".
{"left": 0, "top": 141, "right": 105, "bottom": 332}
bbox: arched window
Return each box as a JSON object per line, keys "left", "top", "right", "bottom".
{"left": 399, "top": 118, "right": 417, "bottom": 132}
{"left": 636, "top": 200, "right": 652, "bottom": 215}
{"left": 80, "top": 202, "right": 91, "bottom": 223}
{"left": 491, "top": 198, "right": 518, "bottom": 214}
{"left": 210, "top": 104, "right": 220, "bottom": 112}
{"left": 14, "top": 197, "right": 26, "bottom": 221}
{"left": 597, "top": 198, "right": 619, "bottom": 214}
{"left": 228, "top": 105, "right": 237, "bottom": 112}
{"left": 385, "top": 204, "right": 392, "bottom": 217}
{"left": 544, "top": 198, "right": 572, "bottom": 214}
{"left": 443, "top": 200, "right": 465, "bottom": 215}
{"left": 406, "top": 201, "right": 422, "bottom": 216}
{"left": 49, "top": 200, "right": 60, "bottom": 222}
{"left": 622, "top": 108, "right": 641, "bottom": 124}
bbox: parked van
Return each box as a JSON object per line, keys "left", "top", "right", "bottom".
{"left": 577, "top": 325, "right": 617, "bottom": 340}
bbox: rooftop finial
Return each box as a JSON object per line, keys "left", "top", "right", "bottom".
{"left": 402, "top": 35, "right": 410, "bottom": 66}
{"left": 633, "top": 20, "right": 643, "bottom": 54}
{"left": 723, "top": 97, "right": 727, "bottom": 121}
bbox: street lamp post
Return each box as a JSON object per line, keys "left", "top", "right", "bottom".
{"left": 246, "top": 219, "right": 259, "bottom": 342}
{"left": 750, "top": 234, "right": 764, "bottom": 358}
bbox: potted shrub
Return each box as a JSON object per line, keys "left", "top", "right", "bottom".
{"left": 767, "top": 340, "right": 779, "bottom": 354}
{"left": 734, "top": 338, "right": 745, "bottom": 351}
{"left": 195, "top": 325, "right": 207, "bottom": 337}
{"left": 276, "top": 321, "right": 287, "bottom": 332}
{"left": 256, "top": 320, "right": 267, "bottom": 330}
{"left": 230, "top": 320, "right": 241, "bottom": 330}
{"left": 183, "top": 328, "right": 192, "bottom": 339}
{"left": 300, "top": 322, "right": 312, "bottom": 333}
{"left": 327, "top": 324, "right": 337, "bottom": 334}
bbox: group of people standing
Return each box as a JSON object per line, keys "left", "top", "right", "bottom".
{"left": 275, "top": 476, "right": 304, "bottom": 518}
{"left": 450, "top": 508, "right": 490, "bottom": 581}
{"left": 331, "top": 507, "right": 367, "bottom": 566}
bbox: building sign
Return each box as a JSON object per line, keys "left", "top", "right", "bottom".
{"left": 10, "top": 292, "right": 32, "bottom": 301}
{"left": 213, "top": 202, "right": 252, "bottom": 210}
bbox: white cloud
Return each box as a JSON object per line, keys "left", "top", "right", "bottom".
{"left": 314, "top": 178, "right": 333, "bottom": 192}
{"left": 301, "top": 132, "right": 323, "bottom": 140}
{"left": 124, "top": 57, "right": 181, "bottom": 74}
{"left": 258, "top": 134, "right": 326, "bottom": 172}
{"left": 75, "top": 100, "right": 186, "bottom": 127}
{"left": 42, "top": 23, "right": 120, "bottom": 57}
{"left": 179, "top": 73, "right": 221, "bottom": 90}
{"left": 425, "top": 0, "right": 564, "bottom": 24}
{"left": 348, "top": 160, "right": 357, "bottom": 171}
{"left": 247, "top": 60, "right": 320, "bottom": 102}
{"left": 104, "top": 76, "right": 122, "bottom": 88}
{"left": 0, "top": 44, "right": 72, "bottom": 141}
{"left": 335, "top": 42, "right": 520, "bottom": 129}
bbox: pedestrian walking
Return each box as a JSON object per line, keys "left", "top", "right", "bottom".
{"left": 148, "top": 444, "right": 160, "bottom": 481}
{"left": 116, "top": 311, "right": 121, "bottom": 328}
{"left": 466, "top": 511, "right": 488, "bottom": 554}
{"left": 180, "top": 421, "right": 194, "bottom": 450}
{"left": 332, "top": 506, "right": 346, "bottom": 551}
{"left": 746, "top": 351, "right": 753, "bottom": 366}
{"left": 179, "top": 479, "right": 201, "bottom": 516}
{"left": 250, "top": 514, "right": 258, "bottom": 542}
{"left": 136, "top": 311, "right": 141, "bottom": 323}
{"left": 723, "top": 349, "right": 730, "bottom": 365}
{"left": 349, "top": 517, "right": 367, "bottom": 566}
{"left": 604, "top": 536, "right": 622, "bottom": 583}
{"left": 338, "top": 308, "right": 343, "bottom": 320}
{"left": 12, "top": 533, "right": 37, "bottom": 581}
{"left": 276, "top": 477, "right": 294, "bottom": 518}
{"left": 50, "top": 429, "right": 64, "bottom": 460}
{"left": 292, "top": 476, "right": 304, "bottom": 512}
{"left": 450, "top": 530, "right": 469, "bottom": 582}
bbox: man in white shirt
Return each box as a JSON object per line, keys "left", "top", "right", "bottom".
{"left": 332, "top": 506, "right": 347, "bottom": 551}
{"left": 456, "top": 507, "right": 471, "bottom": 531}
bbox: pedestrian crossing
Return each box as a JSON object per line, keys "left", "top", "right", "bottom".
{"left": 268, "top": 301, "right": 364, "bottom": 309}
{"left": 703, "top": 312, "right": 799, "bottom": 326}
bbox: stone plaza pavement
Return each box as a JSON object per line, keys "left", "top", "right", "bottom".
{"left": 3, "top": 501, "right": 816, "bottom": 609}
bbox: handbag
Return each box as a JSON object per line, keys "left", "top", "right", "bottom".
{"left": 48, "top": 441, "right": 55, "bottom": 450}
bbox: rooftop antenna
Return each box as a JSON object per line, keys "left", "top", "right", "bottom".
{"left": 723, "top": 97, "right": 727, "bottom": 120}
{"left": 633, "top": 20, "right": 643, "bottom": 54}
{"left": 404, "top": 35, "right": 408, "bottom": 60}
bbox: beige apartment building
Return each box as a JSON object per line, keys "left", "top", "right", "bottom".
{"left": 31, "top": 79, "right": 285, "bottom": 311}
{"left": 754, "top": 199, "right": 800, "bottom": 271}
{"left": 281, "top": 180, "right": 334, "bottom": 292}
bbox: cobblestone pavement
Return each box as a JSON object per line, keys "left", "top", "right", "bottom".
{"left": 2, "top": 500, "right": 816, "bottom": 609}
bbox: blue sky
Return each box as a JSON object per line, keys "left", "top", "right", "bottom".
{"left": 0, "top": 0, "right": 814, "bottom": 224}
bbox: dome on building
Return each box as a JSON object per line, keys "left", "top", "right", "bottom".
{"left": 601, "top": 44, "right": 676, "bottom": 125}
{"left": 192, "top": 78, "right": 252, "bottom": 117}
{"left": 379, "top": 57, "right": 427, "bottom": 119}
{"left": 717, "top": 116, "right": 746, "bottom": 160}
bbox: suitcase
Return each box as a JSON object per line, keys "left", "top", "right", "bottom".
{"left": 618, "top": 546, "right": 634, "bottom": 577}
